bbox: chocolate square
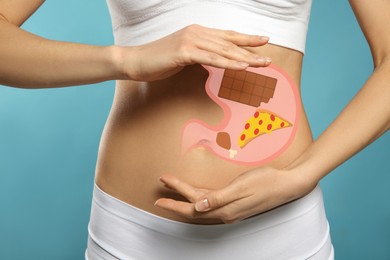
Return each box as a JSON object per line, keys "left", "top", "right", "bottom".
{"left": 235, "top": 70, "right": 247, "bottom": 81}
{"left": 221, "top": 77, "right": 233, "bottom": 87}
{"left": 242, "top": 82, "right": 253, "bottom": 94}
{"left": 245, "top": 72, "right": 256, "bottom": 83}
{"left": 263, "top": 88, "right": 275, "bottom": 99}
{"left": 255, "top": 75, "right": 266, "bottom": 85}
{"left": 240, "top": 93, "right": 251, "bottom": 103}
{"left": 230, "top": 90, "right": 241, "bottom": 101}
{"left": 253, "top": 86, "right": 264, "bottom": 96}
{"left": 232, "top": 79, "right": 244, "bottom": 90}
{"left": 249, "top": 96, "right": 262, "bottom": 107}
{"left": 266, "top": 78, "right": 277, "bottom": 89}
{"left": 218, "top": 87, "right": 231, "bottom": 99}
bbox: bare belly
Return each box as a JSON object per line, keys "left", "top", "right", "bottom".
{"left": 95, "top": 44, "right": 313, "bottom": 223}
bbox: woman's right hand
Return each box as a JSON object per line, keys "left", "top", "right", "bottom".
{"left": 118, "top": 24, "right": 271, "bottom": 82}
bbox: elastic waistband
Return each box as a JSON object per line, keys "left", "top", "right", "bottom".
{"left": 92, "top": 182, "right": 324, "bottom": 241}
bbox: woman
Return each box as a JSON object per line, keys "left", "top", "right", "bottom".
{"left": 1, "top": 0, "right": 388, "bottom": 259}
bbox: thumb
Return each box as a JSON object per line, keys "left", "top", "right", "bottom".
{"left": 194, "top": 186, "right": 242, "bottom": 212}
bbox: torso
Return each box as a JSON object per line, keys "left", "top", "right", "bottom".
{"left": 95, "top": 44, "right": 313, "bottom": 223}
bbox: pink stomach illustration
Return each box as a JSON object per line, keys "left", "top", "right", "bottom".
{"left": 180, "top": 64, "right": 300, "bottom": 166}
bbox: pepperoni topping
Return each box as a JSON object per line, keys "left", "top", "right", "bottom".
{"left": 254, "top": 128, "right": 259, "bottom": 135}
{"left": 280, "top": 122, "right": 285, "bottom": 128}
{"left": 254, "top": 111, "right": 259, "bottom": 118}
{"left": 245, "top": 123, "right": 250, "bottom": 130}
{"left": 267, "top": 124, "right": 273, "bottom": 131}
{"left": 240, "top": 134, "right": 246, "bottom": 141}
{"left": 270, "top": 114, "right": 275, "bottom": 121}
{"left": 258, "top": 120, "right": 263, "bottom": 125}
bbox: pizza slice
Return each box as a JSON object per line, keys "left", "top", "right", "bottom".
{"left": 238, "top": 109, "right": 292, "bottom": 148}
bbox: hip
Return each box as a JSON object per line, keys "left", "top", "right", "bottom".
{"left": 86, "top": 183, "right": 333, "bottom": 260}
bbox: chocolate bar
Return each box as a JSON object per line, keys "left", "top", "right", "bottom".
{"left": 218, "top": 69, "right": 277, "bottom": 107}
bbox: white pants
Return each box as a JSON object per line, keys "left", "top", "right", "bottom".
{"left": 86, "top": 183, "right": 334, "bottom": 260}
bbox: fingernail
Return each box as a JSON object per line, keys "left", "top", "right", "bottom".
{"left": 256, "top": 57, "right": 266, "bottom": 63}
{"left": 195, "top": 198, "right": 209, "bottom": 212}
{"left": 256, "top": 57, "right": 271, "bottom": 65}
{"left": 159, "top": 176, "right": 169, "bottom": 184}
{"left": 238, "top": 62, "right": 249, "bottom": 67}
{"left": 260, "top": 36, "right": 269, "bottom": 41}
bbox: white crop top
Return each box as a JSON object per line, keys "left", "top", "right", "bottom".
{"left": 106, "top": 0, "right": 312, "bottom": 53}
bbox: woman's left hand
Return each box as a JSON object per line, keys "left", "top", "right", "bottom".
{"left": 155, "top": 167, "right": 317, "bottom": 223}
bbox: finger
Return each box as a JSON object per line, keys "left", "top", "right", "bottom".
{"left": 156, "top": 197, "right": 254, "bottom": 224}
{"left": 155, "top": 198, "right": 226, "bottom": 221}
{"left": 201, "top": 36, "right": 260, "bottom": 57}
{"left": 226, "top": 33, "right": 270, "bottom": 48}
{"left": 182, "top": 49, "right": 264, "bottom": 70}
{"left": 205, "top": 27, "right": 270, "bottom": 47}
{"left": 162, "top": 183, "right": 180, "bottom": 194}
{"left": 194, "top": 183, "right": 250, "bottom": 212}
{"left": 159, "top": 174, "right": 205, "bottom": 202}
{"left": 195, "top": 37, "right": 272, "bottom": 67}
{"left": 154, "top": 198, "right": 200, "bottom": 218}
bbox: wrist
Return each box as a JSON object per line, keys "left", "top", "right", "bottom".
{"left": 108, "top": 45, "right": 138, "bottom": 81}
{"left": 282, "top": 153, "right": 322, "bottom": 197}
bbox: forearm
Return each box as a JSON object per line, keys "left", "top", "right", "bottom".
{"left": 0, "top": 18, "right": 270, "bottom": 89}
{"left": 289, "top": 60, "right": 390, "bottom": 183}
{"left": 0, "top": 19, "right": 124, "bottom": 88}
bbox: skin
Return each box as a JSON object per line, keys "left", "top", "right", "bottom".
{"left": 155, "top": 0, "right": 390, "bottom": 223}
{"left": 0, "top": 0, "right": 275, "bottom": 88}
{"left": 0, "top": 0, "right": 389, "bottom": 227}
{"left": 96, "top": 44, "right": 307, "bottom": 223}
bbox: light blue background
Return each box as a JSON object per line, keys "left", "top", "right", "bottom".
{"left": 0, "top": 1, "right": 389, "bottom": 259}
